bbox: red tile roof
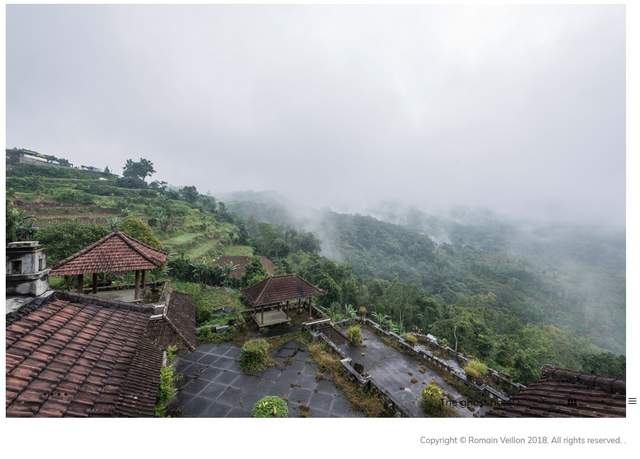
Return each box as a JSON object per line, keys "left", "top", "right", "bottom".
{"left": 49, "top": 232, "right": 167, "bottom": 276}
{"left": 241, "top": 274, "right": 324, "bottom": 307}
{"left": 489, "top": 366, "right": 626, "bottom": 418}
{"left": 214, "top": 255, "right": 276, "bottom": 279}
{"left": 6, "top": 290, "right": 194, "bottom": 417}
{"left": 146, "top": 291, "right": 197, "bottom": 352}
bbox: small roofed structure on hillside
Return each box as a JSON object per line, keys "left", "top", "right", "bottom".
{"left": 49, "top": 231, "right": 167, "bottom": 301}
{"left": 241, "top": 274, "right": 324, "bottom": 328}
{"left": 489, "top": 366, "right": 626, "bottom": 418}
{"left": 5, "top": 290, "right": 195, "bottom": 417}
{"left": 214, "top": 255, "right": 276, "bottom": 280}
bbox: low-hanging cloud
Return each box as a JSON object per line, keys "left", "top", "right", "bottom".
{"left": 6, "top": 4, "right": 625, "bottom": 227}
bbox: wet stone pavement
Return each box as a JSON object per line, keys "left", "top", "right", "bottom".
{"left": 337, "top": 326, "right": 477, "bottom": 417}
{"left": 171, "top": 340, "right": 362, "bottom": 417}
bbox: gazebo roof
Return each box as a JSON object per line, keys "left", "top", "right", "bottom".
{"left": 241, "top": 274, "right": 324, "bottom": 307}
{"left": 49, "top": 231, "right": 167, "bottom": 276}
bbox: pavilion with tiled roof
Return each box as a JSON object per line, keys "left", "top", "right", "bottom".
{"left": 49, "top": 231, "right": 167, "bottom": 300}
{"left": 489, "top": 366, "right": 626, "bottom": 418}
{"left": 241, "top": 274, "right": 324, "bottom": 327}
{"left": 5, "top": 289, "right": 195, "bottom": 417}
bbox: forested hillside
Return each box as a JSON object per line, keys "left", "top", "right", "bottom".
{"left": 228, "top": 193, "right": 626, "bottom": 382}
{"left": 6, "top": 158, "right": 625, "bottom": 384}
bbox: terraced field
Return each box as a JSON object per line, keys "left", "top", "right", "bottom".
{"left": 222, "top": 245, "right": 253, "bottom": 256}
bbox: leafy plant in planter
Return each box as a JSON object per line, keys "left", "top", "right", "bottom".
{"left": 464, "top": 358, "right": 488, "bottom": 382}
{"left": 346, "top": 325, "right": 363, "bottom": 346}
{"left": 421, "top": 380, "right": 446, "bottom": 416}
{"left": 344, "top": 304, "right": 357, "bottom": 319}
{"left": 239, "top": 338, "right": 270, "bottom": 373}
{"left": 251, "top": 396, "right": 288, "bottom": 418}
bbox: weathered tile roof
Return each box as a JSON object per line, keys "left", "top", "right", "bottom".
{"left": 214, "top": 255, "right": 276, "bottom": 279}
{"left": 489, "top": 366, "right": 626, "bottom": 418}
{"left": 49, "top": 232, "right": 167, "bottom": 276}
{"left": 5, "top": 290, "right": 194, "bottom": 417}
{"left": 146, "top": 291, "right": 197, "bottom": 352}
{"left": 241, "top": 274, "right": 324, "bottom": 307}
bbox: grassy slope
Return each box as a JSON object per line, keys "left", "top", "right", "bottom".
{"left": 9, "top": 163, "right": 240, "bottom": 257}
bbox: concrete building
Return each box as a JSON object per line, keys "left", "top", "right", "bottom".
{"left": 6, "top": 241, "right": 50, "bottom": 297}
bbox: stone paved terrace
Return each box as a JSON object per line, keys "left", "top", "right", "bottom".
{"left": 171, "top": 340, "right": 362, "bottom": 417}
{"left": 336, "top": 326, "right": 478, "bottom": 417}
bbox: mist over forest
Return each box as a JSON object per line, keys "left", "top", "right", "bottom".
{"left": 225, "top": 190, "right": 625, "bottom": 356}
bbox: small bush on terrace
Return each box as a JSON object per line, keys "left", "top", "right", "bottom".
{"left": 464, "top": 358, "right": 488, "bottom": 381}
{"left": 402, "top": 333, "right": 418, "bottom": 346}
{"left": 251, "top": 396, "right": 288, "bottom": 418}
{"left": 155, "top": 345, "right": 178, "bottom": 417}
{"left": 421, "top": 380, "right": 445, "bottom": 416}
{"left": 239, "top": 338, "right": 270, "bottom": 373}
{"left": 346, "top": 325, "right": 362, "bottom": 346}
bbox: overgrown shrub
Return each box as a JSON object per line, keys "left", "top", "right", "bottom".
{"left": 196, "top": 326, "right": 237, "bottom": 344}
{"left": 167, "top": 257, "right": 230, "bottom": 286}
{"left": 346, "top": 325, "right": 362, "bottom": 346}
{"left": 239, "top": 339, "right": 270, "bottom": 373}
{"left": 155, "top": 345, "right": 178, "bottom": 417}
{"left": 402, "top": 332, "right": 418, "bottom": 346}
{"left": 464, "top": 359, "right": 488, "bottom": 381}
{"left": 251, "top": 396, "right": 288, "bottom": 418}
{"left": 421, "top": 380, "right": 445, "bottom": 416}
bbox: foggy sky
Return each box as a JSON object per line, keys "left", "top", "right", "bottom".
{"left": 6, "top": 5, "right": 625, "bottom": 227}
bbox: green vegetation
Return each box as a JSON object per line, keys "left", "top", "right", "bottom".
{"left": 36, "top": 221, "right": 110, "bottom": 265}
{"left": 346, "top": 325, "right": 362, "bottom": 346}
{"left": 251, "top": 396, "right": 288, "bottom": 418}
{"left": 123, "top": 157, "right": 156, "bottom": 181}
{"left": 402, "top": 333, "right": 418, "bottom": 346}
{"left": 155, "top": 345, "right": 178, "bottom": 417}
{"left": 242, "top": 256, "right": 268, "bottom": 286}
{"left": 167, "top": 258, "right": 230, "bottom": 288}
{"left": 171, "top": 281, "right": 243, "bottom": 327}
{"left": 223, "top": 244, "right": 254, "bottom": 256}
{"left": 464, "top": 359, "right": 488, "bottom": 381}
{"left": 421, "top": 380, "right": 446, "bottom": 417}
{"left": 119, "top": 215, "right": 162, "bottom": 248}
{"left": 6, "top": 198, "right": 35, "bottom": 243}
{"left": 239, "top": 339, "right": 271, "bottom": 373}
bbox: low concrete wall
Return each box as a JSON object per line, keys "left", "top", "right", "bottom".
{"left": 357, "top": 318, "right": 512, "bottom": 402}
{"left": 309, "top": 326, "right": 410, "bottom": 417}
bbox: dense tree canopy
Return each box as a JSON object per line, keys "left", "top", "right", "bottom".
{"left": 36, "top": 222, "right": 111, "bottom": 265}
{"left": 119, "top": 215, "right": 162, "bottom": 248}
{"left": 123, "top": 158, "right": 156, "bottom": 181}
